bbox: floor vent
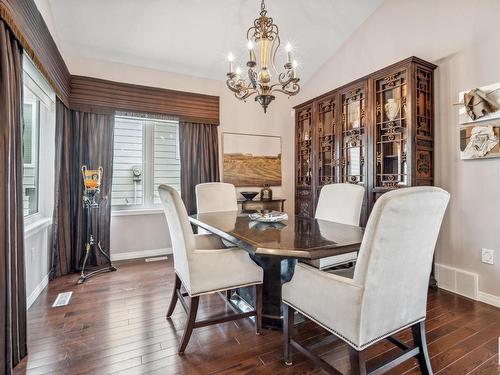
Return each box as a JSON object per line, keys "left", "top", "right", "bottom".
{"left": 52, "top": 292, "right": 73, "bottom": 307}
{"left": 145, "top": 256, "right": 169, "bottom": 262}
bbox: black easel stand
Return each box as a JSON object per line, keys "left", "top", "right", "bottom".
{"left": 77, "top": 190, "right": 117, "bottom": 284}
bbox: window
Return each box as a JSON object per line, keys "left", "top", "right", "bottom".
{"left": 112, "top": 115, "right": 180, "bottom": 210}
{"left": 22, "top": 88, "right": 40, "bottom": 217}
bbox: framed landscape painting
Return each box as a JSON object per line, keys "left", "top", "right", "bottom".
{"left": 223, "top": 132, "right": 282, "bottom": 187}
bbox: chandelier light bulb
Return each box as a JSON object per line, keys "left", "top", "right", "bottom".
{"left": 292, "top": 59, "right": 298, "bottom": 68}
{"left": 236, "top": 66, "right": 242, "bottom": 76}
{"left": 247, "top": 40, "right": 254, "bottom": 50}
{"left": 227, "top": 52, "right": 234, "bottom": 74}
{"left": 286, "top": 42, "right": 292, "bottom": 52}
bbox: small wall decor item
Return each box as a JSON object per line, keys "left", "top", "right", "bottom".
{"left": 458, "top": 82, "right": 500, "bottom": 124}
{"left": 460, "top": 123, "right": 500, "bottom": 160}
{"left": 223, "top": 132, "right": 281, "bottom": 187}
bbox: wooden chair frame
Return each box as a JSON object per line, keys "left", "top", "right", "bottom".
{"left": 167, "top": 273, "right": 263, "bottom": 354}
{"left": 283, "top": 305, "right": 433, "bottom": 375}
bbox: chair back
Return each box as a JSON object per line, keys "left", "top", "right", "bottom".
{"left": 315, "top": 183, "right": 365, "bottom": 226}
{"left": 354, "top": 187, "right": 449, "bottom": 344}
{"left": 158, "top": 184, "right": 195, "bottom": 290}
{"left": 196, "top": 182, "right": 238, "bottom": 213}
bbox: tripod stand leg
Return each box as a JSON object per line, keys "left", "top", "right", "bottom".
{"left": 77, "top": 243, "right": 92, "bottom": 284}
{"left": 97, "top": 242, "right": 117, "bottom": 271}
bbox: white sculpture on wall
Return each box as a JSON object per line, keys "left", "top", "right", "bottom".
{"left": 461, "top": 125, "right": 499, "bottom": 159}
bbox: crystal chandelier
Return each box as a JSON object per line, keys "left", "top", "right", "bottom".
{"left": 226, "top": 0, "right": 300, "bottom": 113}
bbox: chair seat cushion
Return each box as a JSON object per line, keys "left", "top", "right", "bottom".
{"left": 301, "top": 251, "right": 357, "bottom": 270}
{"left": 282, "top": 263, "right": 363, "bottom": 348}
{"left": 187, "top": 248, "right": 263, "bottom": 296}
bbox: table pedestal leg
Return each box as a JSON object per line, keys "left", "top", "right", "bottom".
{"left": 235, "top": 255, "right": 299, "bottom": 329}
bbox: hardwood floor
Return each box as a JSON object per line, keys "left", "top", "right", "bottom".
{"left": 14, "top": 259, "right": 500, "bottom": 375}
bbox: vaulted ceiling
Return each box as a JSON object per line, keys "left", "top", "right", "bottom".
{"left": 37, "top": 0, "right": 383, "bottom": 82}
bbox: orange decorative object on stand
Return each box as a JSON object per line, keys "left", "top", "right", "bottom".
{"left": 78, "top": 165, "right": 117, "bottom": 284}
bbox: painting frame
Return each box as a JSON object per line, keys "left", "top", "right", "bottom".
{"left": 222, "top": 132, "right": 282, "bottom": 187}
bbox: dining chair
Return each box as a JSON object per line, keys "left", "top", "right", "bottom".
{"left": 196, "top": 182, "right": 238, "bottom": 251}
{"left": 303, "top": 183, "right": 365, "bottom": 270}
{"left": 196, "top": 182, "right": 238, "bottom": 213}
{"left": 282, "top": 186, "right": 450, "bottom": 375}
{"left": 158, "top": 184, "right": 264, "bottom": 354}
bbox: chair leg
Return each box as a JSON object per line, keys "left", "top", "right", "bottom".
{"left": 411, "top": 321, "right": 433, "bottom": 375}
{"left": 254, "top": 284, "right": 262, "bottom": 335}
{"left": 166, "top": 273, "right": 181, "bottom": 318}
{"left": 348, "top": 346, "right": 367, "bottom": 375}
{"left": 179, "top": 296, "right": 200, "bottom": 354}
{"left": 283, "top": 304, "right": 295, "bottom": 366}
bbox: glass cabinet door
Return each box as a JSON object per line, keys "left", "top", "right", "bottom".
{"left": 374, "top": 69, "right": 408, "bottom": 188}
{"left": 317, "top": 96, "right": 336, "bottom": 187}
{"left": 340, "top": 86, "right": 366, "bottom": 185}
{"left": 296, "top": 106, "right": 313, "bottom": 187}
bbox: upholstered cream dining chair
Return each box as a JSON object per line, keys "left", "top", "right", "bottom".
{"left": 196, "top": 182, "right": 238, "bottom": 213}
{"left": 158, "top": 184, "right": 264, "bottom": 354}
{"left": 195, "top": 182, "right": 238, "bottom": 248}
{"left": 282, "top": 186, "right": 450, "bottom": 375}
{"left": 303, "top": 183, "right": 365, "bottom": 270}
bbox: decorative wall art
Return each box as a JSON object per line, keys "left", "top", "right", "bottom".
{"left": 457, "top": 82, "right": 500, "bottom": 160}
{"left": 223, "top": 132, "right": 281, "bottom": 187}
{"left": 458, "top": 82, "right": 500, "bottom": 124}
{"left": 460, "top": 123, "right": 500, "bottom": 160}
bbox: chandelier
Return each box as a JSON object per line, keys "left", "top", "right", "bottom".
{"left": 226, "top": 0, "right": 300, "bottom": 113}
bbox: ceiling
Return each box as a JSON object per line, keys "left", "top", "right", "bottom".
{"left": 40, "top": 0, "right": 383, "bottom": 82}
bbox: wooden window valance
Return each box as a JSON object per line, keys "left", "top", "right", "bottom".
{"left": 0, "top": 0, "right": 71, "bottom": 105}
{"left": 70, "top": 76, "right": 220, "bottom": 125}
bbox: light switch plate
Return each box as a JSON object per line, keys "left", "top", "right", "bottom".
{"left": 481, "top": 248, "right": 494, "bottom": 265}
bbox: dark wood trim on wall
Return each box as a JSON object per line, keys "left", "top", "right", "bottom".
{"left": 70, "top": 76, "right": 220, "bottom": 124}
{"left": 0, "top": 0, "right": 71, "bottom": 104}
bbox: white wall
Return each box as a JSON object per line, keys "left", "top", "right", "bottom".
{"left": 23, "top": 56, "right": 56, "bottom": 307}
{"left": 290, "top": 0, "right": 500, "bottom": 298}
{"left": 65, "top": 55, "right": 294, "bottom": 259}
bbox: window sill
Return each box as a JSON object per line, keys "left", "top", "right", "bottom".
{"left": 112, "top": 208, "right": 164, "bottom": 217}
{"left": 24, "top": 217, "right": 52, "bottom": 238}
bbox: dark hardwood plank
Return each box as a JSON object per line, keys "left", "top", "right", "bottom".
{"left": 14, "top": 259, "right": 500, "bottom": 375}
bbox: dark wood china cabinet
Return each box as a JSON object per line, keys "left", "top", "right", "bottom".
{"left": 294, "top": 57, "right": 436, "bottom": 223}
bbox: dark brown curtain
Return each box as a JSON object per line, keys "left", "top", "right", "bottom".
{"left": 179, "top": 122, "right": 220, "bottom": 215}
{"left": 0, "top": 19, "right": 27, "bottom": 374}
{"left": 50, "top": 107, "right": 114, "bottom": 278}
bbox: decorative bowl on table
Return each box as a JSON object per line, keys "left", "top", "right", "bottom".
{"left": 249, "top": 210, "right": 288, "bottom": 223}
{"left": 240, "top": 191, "right": 259, "bottom": 201}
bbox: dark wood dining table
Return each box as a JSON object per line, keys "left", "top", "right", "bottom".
{"left": 189, "top": 211, "right": 364, "bottom": 328}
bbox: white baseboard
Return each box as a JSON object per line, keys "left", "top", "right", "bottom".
{"left": 478, "top": 291, "right": 500, "bottom": 308}
{"left": 111, "top": 248, "right": 172, "bottom": 261}
{"left": 27, "top": 274, "right": 49, "bottom": 309}
{"left": 435, "top": 263, "right": 500, "bottom": 309}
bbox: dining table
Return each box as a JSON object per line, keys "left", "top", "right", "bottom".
{"left": 189, "top": 210, "right": 364, "bottom": 329}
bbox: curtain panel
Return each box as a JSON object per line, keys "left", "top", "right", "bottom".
{"left": 0, "top": 19, "right": 27, "bottom": 374}
{"left": 179, "top": 122, "right": 220, "bottom": 215}
{"left": 51, "top": 107, "right": 115, "bottom": 278}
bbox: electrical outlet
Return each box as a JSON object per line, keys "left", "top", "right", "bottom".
{"left": 481, "top": 248, "right": 494, "bottom": 265}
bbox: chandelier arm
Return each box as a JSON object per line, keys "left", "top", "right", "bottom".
{"left": 271, "top": 82, "right": 301, "bottom": 96}
{"left": 235, "top": 88, "right": 258, "bottom": 100}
